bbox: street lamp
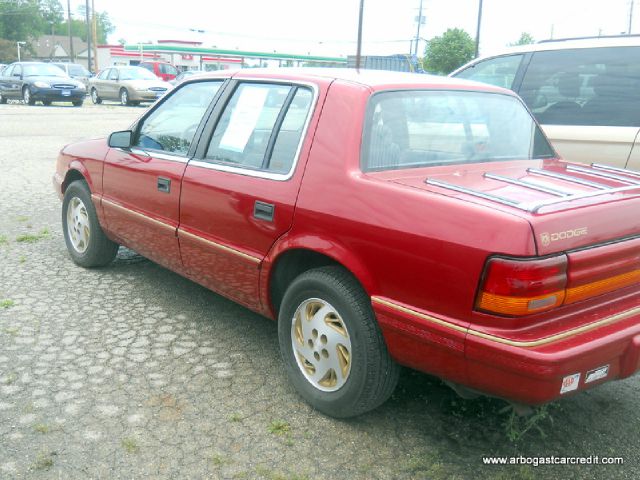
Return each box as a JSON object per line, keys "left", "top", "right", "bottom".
{"left": 16, "top": 41, "right": 26, "bottom": 62}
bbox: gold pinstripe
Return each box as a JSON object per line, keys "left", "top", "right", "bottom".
{"left": 371, "top": 296, "right": 640, "bottom": 348}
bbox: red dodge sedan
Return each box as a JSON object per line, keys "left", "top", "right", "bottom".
{"left": 54, "top": 69, "right": 640, "bottom": 417}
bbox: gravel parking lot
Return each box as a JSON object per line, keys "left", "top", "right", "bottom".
{"left": 0, "top": 101, "right": 639, "bottom": 480}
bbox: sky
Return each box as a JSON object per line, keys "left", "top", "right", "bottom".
{"left": 68, "top": 0, "right": 638, "bottom": 58}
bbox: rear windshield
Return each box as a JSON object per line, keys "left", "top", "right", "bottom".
{"left": 361, "top": 90, "right": 555, "bottom": 171}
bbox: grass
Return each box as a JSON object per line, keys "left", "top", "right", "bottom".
{"left": 0, "top": 235, "right": 7, "bottom": 245}
{"left": 16, "top": 228, "right": 50, "bottom": 244}
{"left": 32, "top": 450, "right": 55, "bottom": 471}
{"left": 230, "top": 413, "right": 242, "bottom": 422}
{"left": 4, "top": 326, "right": 20, "bottom": 335}
{"left": 4, "top": 373, "right": 17, "bottom": 385}
{"left": 0, "top": 299, "right": 15, "bottom": 309}
{"left": 34, "top": 423, "right": 50, "bottom": 434}
{"left": 211, "top": 453, "right": 227, "bottom": 466}
{"left": 19, "top": 255, "right": 26, "bottom": 263}
{"left": 16, "top": 216, "right": 29, "bottom": 222}
{"left": 267, "top": 420, "right": 290, "bottom": 436}
{"left": 502, "top": 404, "right": 553, "bottom": 443}
{"left": 121, "top": 437, "right": 140, "bottom": 454}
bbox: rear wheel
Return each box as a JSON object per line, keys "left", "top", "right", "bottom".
{"left": 62, "top": 180, "right": 119, "bottom": 267}
{"left": 120, "top": 88, "right": 130, "bottom": 106}
{"left": 43, "top": 100, "right": 52, "bottom": 106}
{"left": 22, "top": 86, "right": 35, "bottom": 105}
{"left": 72, "top": 99, "right": 83, "bottom": 107}
{"left": 278, "top": 266, "right": 400, "bottom": 418}
{"left": 91, "top": 88, "right": 102, "bottom": 104}
{"left": 0, "top": 92, "right": 7, "bottom": 104}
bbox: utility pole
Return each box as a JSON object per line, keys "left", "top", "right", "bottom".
{"left": 17, "top": 41, "right": 26, "bottom": 62}
{"left": 414, "top": 0, "right": 424, "bottom": 56}
{"left": 92, "top": 0, "right": 98, "bottom": 71}
{"left": 356, "top": 0, "right": 364, "bottom": 70}
{"left": 67, "top": 0, "right": 74, "bottom": 60}
{"left": 85, "top": 0, "right": 92, "bottom": 72}
{"left": 475, "top": 0, "right": 483, "bottom": 58}
{"left": 629, "top": 0, "right": 634, "bottom": 34}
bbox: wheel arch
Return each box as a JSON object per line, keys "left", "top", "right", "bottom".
{"left": 62, "top": 168, "right": 90, "bottom": 194}
{"left": 262, "top": 237, "right": 377, "bottom": 319}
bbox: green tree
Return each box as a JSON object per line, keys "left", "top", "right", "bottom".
{"left": 510, "top": 32, "right": 535, "bottom": 46}
{"left": 423, "top": 28, "right": 475, "bottom": 75}
{"left": 0, "top": 0, "right": 46, "bottom": 42}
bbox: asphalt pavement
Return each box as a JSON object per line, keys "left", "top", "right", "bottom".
{"left": 0, "top": 101, "right": 638, "bottom": 480}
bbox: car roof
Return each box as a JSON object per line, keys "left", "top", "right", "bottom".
{"left": 183, "top": 67, "right": 513, "bottom": 94}
{"left": 475, "top": 34, "right": 640, "bottom": 58}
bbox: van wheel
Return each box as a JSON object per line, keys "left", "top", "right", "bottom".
{"left": 278, "top": 266, "right": 399, "bottom": 418}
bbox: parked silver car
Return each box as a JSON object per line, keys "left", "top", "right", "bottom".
{"left": 53, "top": 62, "right": 92, "bottom": 89}
{"left": 89, "top": 66, "right": 170, "bottom": 106}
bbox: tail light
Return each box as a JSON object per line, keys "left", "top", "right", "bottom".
{"left": 476, "top": 256, "right": 568, "bottom": 316}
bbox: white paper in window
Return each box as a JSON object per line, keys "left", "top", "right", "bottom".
{"left": 219, "top": 86, "right": 269, "bottom": 153}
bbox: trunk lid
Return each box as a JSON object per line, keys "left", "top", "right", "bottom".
{"left": 383, "top": 159, "right": 640, "bottom": 255}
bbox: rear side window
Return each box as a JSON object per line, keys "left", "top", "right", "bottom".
{"left": 455, "top": 54, "right": 524, "bottom": 90}
{"left": 361, "top": 90, "right": 554, "bottom": 171}
{"left": 205, "top": 83, "right": 313, "bottom": 175}
{"left": 519, "top": 46, "right": 640, "bottom": 127}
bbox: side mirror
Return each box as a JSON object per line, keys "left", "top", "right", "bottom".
{"left": 108, "top": 130, "right": 133, "bottom": 149}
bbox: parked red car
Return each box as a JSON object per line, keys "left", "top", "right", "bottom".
{"left": 53, "top": 69, "right": 640, "bottom": 418}
{"left": 138, "top": 60, "right": 178, "bottom": 82}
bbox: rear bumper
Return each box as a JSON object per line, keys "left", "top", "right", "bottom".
{"left": 373, "top": 296, "right": 640, "bottom": 404}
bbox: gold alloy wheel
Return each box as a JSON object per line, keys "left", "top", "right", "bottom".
{"left": 66, "top": 197, "right": 91, "bottom": 254}
{"left": 291, "top": 298, "right": 352, "bottom": 392}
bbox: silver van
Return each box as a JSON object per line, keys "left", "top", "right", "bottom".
{"left": 451, "top": 35, "right": 640, "bottom": 169}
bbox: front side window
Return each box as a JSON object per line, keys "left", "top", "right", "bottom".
{"left": 455, "top": 54, "right": 524, "bottom": 90}
{"left": 519, "top": 47, "right": 640, "bottom": 127}
{"left": 205, "top": 83, "right": 313, "bottom": 174}
{"left": 134, "top": 81, "right": 223, "bottom": 156}
{"left": 362, "top": 90, "right": 555, "bottom": 171}
{"left": 97, "top": 69, "right": 110, "bottom": 80}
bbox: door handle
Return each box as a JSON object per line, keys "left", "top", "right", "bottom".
{"left": 254, "top": 201, "right": 274, "bottom": 222}
{"left": 157, "top": 177, "right": 171, "bottom": 193}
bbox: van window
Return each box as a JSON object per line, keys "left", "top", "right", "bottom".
{"left": 519, "top": 46, "right": 640, "bottom": 127}
{"left": 455, "top": 54, "right": 524, "bottom": 89}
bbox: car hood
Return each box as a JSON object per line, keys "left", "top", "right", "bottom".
{"left": 372, "top": 158, "right": 640, "bottom": 255}
{"left": 26, "top": 75, "right": 80, "bottom": 86}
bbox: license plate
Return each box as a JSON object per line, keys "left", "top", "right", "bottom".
{"left": 61, "top": 90, "right": 71, "bottom": 96}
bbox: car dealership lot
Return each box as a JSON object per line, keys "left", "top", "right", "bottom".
{"left": 1, "top": 103, "right": 639, "bottom": 479}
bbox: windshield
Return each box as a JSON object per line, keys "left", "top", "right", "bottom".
{"left": 68, "top": 65, "right": 89, "bottom": 76}
{"left": 362, "top": 90, "right": 555, "bottom": 171}
{"left": 23, "top": 64, "right": 66, "bottom": 77}
{"left": 119, "top": 67, "right": 158, "bottom": 80}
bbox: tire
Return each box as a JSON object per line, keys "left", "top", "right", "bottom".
{"left": 62, "top": 180, "right": 119, "bottom": 267}
{"left": 120, "top": 88, "right": 130, "bottom": 106}
{"left": 43, "top": 100, "right": 52, "bottom": 106}
{"left": 278, "top": 266, "right": 400, "bottom": 418}
{"left": 72, "top": 99, "right": 83, "bottom": 107}
{"left": 0, "top": 92, "right": 7, "bottom": 104}
{"left": 131, "top": 100, "right": 140, "bottom": 106}
{"left": 23, "top": 86, "right": 35, "bottom": 105}
{"left": 91, "top": 88, "right": 102, "bottom": 104}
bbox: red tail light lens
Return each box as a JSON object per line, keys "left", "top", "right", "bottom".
{"left": 476, "top": 255, "right": 568, "bottom": 316}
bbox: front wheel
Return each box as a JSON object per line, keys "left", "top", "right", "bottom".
{"left": 278, "top": 266, "right": 400, "bottom": 418}
{"left": 72, "top": 100, "right": 83, "bottom": 107}
{"left": 62, "top": 180, "right": 119, "bottom": 267}
{"left": 120, "top": 88, "right": 130, "bottom": 106}
{"left": 91, "top": 88, "right": 102, "bottom": 104}
{"left": 23, "top": 87, "right": 35, "bottom": 105}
